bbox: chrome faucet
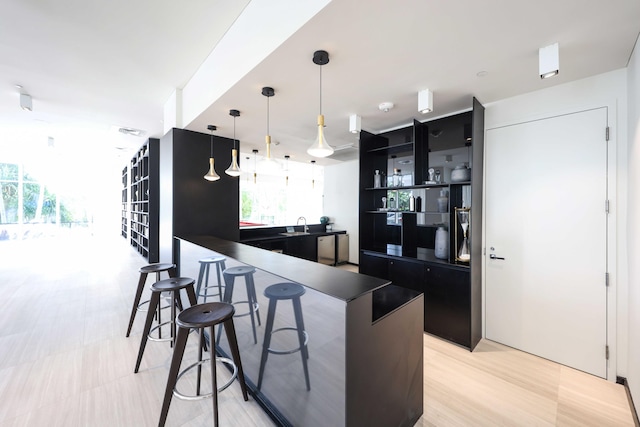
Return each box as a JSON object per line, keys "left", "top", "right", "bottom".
{"left": 297, "top": 216, "right": 308, "bottom": 233}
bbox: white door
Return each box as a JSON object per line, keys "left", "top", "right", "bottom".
{"left": 485, "top": 108, "right": 608, "bottom": 378}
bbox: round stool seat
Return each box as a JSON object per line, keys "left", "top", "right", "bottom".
{"left": 152, "top": 277, "right": 195, "bottom": 292}
{"left": 139, "top": 263, "right": 175, "bottom": 274}
{"left": 223, "top": 266, "right": 256, "bottom": 276}
{"left": 199, "top": 256, "right": 226, "bottom": 264}
{"left": 177, "top": 302, "right": 235, "bottom": 329}
{"left": 264, "top": 283, "right": 306, "bottom": 300}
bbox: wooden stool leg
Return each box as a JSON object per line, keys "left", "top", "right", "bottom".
{"left": 293, "top": 297, "right": 311, "bottom": 390}
{"left": 126, "top": 272, "right": 148, "bottom": 337}
{"left": 257, "top": 299, "right": 277, "bottom": 390}
{"left": 224, "top": 318, "right": 249, "bottom": 401}
{"left": 210, "top": 325, "right": 220, "bottom": 427}
{"left": 158, "top": 326, "right": 189, "bottom": 427}
{"left": 197, "top": 328, "right": 204, "bottom": 396}
{"left": 134, "top": 290, "right": 160, "bottom": 373}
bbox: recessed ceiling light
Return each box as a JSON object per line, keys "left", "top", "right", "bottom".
{"left": 379, "top": 102, "right": 394, "bottom": 112}
{"left": 111, "top": 125, "right": 146, "bottom": 137}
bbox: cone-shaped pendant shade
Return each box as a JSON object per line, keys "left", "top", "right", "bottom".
{"left": 307, "top": 114, "right": 334, "bottom": 157}
{"left": 204, "top": 158, "right": 220, "bottom": 181}
{"left": 225, "top": 149, "right": 241, "bottom": 177}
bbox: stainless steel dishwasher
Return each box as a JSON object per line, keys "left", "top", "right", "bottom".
{"left": 336, "top": 233, "right": 349, "bottom": 265}
{"left": 317, "top": 235, "right": 336, "bottom": 265}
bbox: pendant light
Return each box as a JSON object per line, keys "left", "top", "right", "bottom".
{"left": 307, "top": 50, "right": 334, "bottom": 158}
{"left": 261, "top": 87, "right": 280, "bottom": 171}
{"left": 225, "top": 109, "right": 242, "bottom": 177}
{"left": 284, "top": 155, "right": 290, "bottom": 186}
{"left": 311, "top": 160, "right": 316, "bottom": 189}
{"left": 203, "top": 125, "right": 220, "bottom": 181}
{"left": 252, "top": 149, "right": 258, "bottom": 183}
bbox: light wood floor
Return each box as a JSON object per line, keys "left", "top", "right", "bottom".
{"left": 0, "top": 231, "right": 635, "bottom": 426}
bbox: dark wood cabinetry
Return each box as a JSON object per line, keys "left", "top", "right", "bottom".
{"left": 359, "top": 98, "right": 484, "bottom": 350}
{"left": 283, "top": 234, "right": 317, "bottom": 261}
{"left": 129, "top": 138, "right": 159, "bottom": 262}
{"left": 424, "top": 264, "right": 471, "bottom": 347}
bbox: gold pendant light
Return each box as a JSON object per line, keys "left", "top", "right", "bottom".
{"left": 225, "top": 109, "right": 242, "bottom": 177}
{"left": 203, "top": 124, "right": 220, "bottom": 181}
{"left": 307, "top": 50, "right": 334, "bottom": 158}
{"left": 261, "top": 87, "right": 280, "bottom": 172}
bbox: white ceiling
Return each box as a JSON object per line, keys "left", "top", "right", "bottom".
{"left": 2, "top": 0, "right": 639, "bottom": 166}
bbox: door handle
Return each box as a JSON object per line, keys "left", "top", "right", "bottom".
{"left": 490, "top": 254, "right": 505, "bottom": 260}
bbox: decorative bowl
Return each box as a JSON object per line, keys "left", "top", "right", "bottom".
{"left": 450, "top": 164, "right": 471, "bottom": 182}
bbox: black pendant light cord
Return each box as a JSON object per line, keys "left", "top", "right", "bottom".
{"left": 266, "top": 95, "right": 270, "bottom": 135}
{"left": 210, "top": 134, "right": 214, "bottom": 157}
{"left": 319, "top": 65, "right": 322, "bottom": 115}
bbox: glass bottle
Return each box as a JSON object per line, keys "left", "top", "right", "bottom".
{"left": 392, "top": 168, "right": 402, "bottom": 187}
{"left": 374, "top": 170, "right": 382, "bottom": 188}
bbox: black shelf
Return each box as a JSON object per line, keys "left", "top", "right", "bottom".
{"left": 358, "top": 99, "right": 484, "bottom": 350}
{"left": 366, "top": 141, "right": 414, "bottom": 154}
{"left": 128, "top": 138, "right": 159, "bottom": 262}
{"left": 121, "top": 166, "right": 128, "bottom": 239}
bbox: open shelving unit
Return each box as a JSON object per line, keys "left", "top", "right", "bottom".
{"left": 359, "top": 98, "right": 484, "bottom": 349}
{"left": 129, "top": 138, "right": 159, "bottom": 262}
{"left": 121, "top": 166, "right": 128, "bottom": 239}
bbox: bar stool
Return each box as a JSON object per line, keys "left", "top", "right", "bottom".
{"left": 195, "top": 256, "right": 226, "bottom": 303}
{"left": 126, "top": 263, "right": 176, "bottom": 338}
{"left": 257, "top": 282, "right": 310, "bottom": 391}
{"left": 220, "top": 266, "right": 261, "bottom": 344}
{"left": 134, "top": 277, "right": 197, "bottom": 373}
{"left": 158, "top": 302, "right": 249, "bottom": 427}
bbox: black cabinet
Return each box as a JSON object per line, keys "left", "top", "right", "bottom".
{"left": 424, "top": 264, "right": 470, "bottom": 347}
{"left": 358, "top": 98, "right": 484, "bottom": 350}
{"left": 389, "top": 258, "right": 424, "bottom": 294}
{"left": 284, "top": 235, "right": 317, "bottom": 261}
{"left": 360, "top": 251, "right": 389, "bottom": 280}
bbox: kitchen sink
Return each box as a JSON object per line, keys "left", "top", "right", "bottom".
{"left": 279, "top": 232, "right": 311, "bottom": 236}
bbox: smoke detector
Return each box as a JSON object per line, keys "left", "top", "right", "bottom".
{"left": 378, "top": 102, "right": 394, "bottom": 112}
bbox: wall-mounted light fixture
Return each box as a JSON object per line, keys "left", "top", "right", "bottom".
{"left": 307, "top": 50, "right": 334, "bottom": 158}
{"left": 225, "top": 109, "right": 242, "bottom": 177}
{"left": 349, "top": 114, "right": 361, "bottom": 134}
{"left": 203, "top": 125, "right": 220, "bottom": 182}
{"left": 418, "top": 89, "right": 433, "bottom": 114}
{"left": 539, "top": 42, "right": 559, "bottom": 79}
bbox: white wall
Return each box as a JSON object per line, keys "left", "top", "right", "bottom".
{"left": 485, "top": 69, "right": 628, "bottom": 381}
{"left": 324, "top": 159, "right": 359, "bottom": 263}
{"left": 626, "top": 32, "right": 640, "bottom": 410}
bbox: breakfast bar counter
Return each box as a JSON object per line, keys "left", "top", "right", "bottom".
{"left": 174, "top": 235, "right": 424, "bottom": 427}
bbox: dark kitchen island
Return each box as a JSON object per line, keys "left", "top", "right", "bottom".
{"left": 174, "top": 236, "right": 424, "bottom": 427}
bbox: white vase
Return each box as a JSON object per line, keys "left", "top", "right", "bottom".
{"left": 434, "top": 227, "right": 449, "bottom": 259}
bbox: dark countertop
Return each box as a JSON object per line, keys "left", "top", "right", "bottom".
{"left": 363, "top": 245, "right": 470, "bottom": 271}
{"left": 178, "top": 235, "right": 389, "bottom": 302}
{"left": 240, "top": 230, "right": 346, "bottom": 243}
{"left": 239, "top": 223, "right": 346, "bottom": 243}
